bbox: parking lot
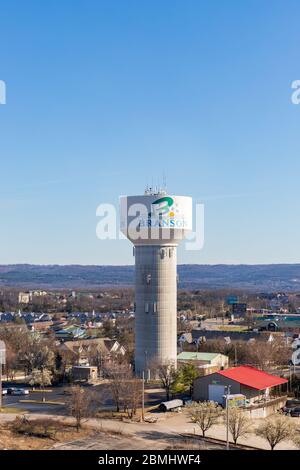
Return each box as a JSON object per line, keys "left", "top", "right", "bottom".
{"left": 1, "top": 381, "right": 167, "bottom": 415}
{"left": 1, "top": 383, "right": 70, "bottom": 414}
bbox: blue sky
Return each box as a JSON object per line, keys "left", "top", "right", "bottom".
{"left": 0, "top": 0, "right": 300, "bottom": 265}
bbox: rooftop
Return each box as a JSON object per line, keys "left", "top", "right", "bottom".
{"left": 217, "top": 365, "right": 288, "bottom": 390}
{"left": 177, "top": 352, "right": 220, "bottom": 361}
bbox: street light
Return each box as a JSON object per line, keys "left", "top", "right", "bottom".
{"left": 225, "top": 385, "right": 231, "bottom": 450}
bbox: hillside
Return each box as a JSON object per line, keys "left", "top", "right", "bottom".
{"left": 0, "top": 264, "right": 300, "bottom": 291}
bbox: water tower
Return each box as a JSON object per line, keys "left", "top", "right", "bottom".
{"left": 120, "top": 188, "right": 192, "bottom": 375}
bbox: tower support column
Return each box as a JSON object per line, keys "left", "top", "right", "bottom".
{"left": 134, "top": 244, "right": 177, "bottom": 375}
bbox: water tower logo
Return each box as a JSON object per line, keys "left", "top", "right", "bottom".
{"left": 142, "top": 196, "right": 186, "bottom": 228}
{"left": 150, "top": 196, "right": 175, "bottom": 218}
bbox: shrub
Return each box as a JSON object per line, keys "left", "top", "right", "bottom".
{"left": 12, "top": 416, "right": 64, "bottom": 439}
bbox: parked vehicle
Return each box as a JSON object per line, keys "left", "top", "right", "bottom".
{"left": 1, "top": 389, "right": 7, "bottom": 396}
{"left": 282, "top": 399, "right": 300, "bottom": 415}
{"left": 290, "top": 407, "right": 300, "bottom": 417}
{"left": 290, "top": 347, "right": 300, "bottom": 366}
{"left": 6, "top": 387, "right": 18, "bottom": 395}
{"left": 10, "top": 388, "right": 29, "bottom": 396}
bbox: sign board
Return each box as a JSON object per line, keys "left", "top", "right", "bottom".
{"left": 227, "top": 296, "right": 238, "bottom": 305}
{"left": 0, "top": 340, "right": 6, "bottom": 365}
{"left": 222, "top": 394, "right": 246, "bottom": 408}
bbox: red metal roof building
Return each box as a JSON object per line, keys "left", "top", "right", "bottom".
{"left": 193, "top": 365, "right": 287, "bottom": 404}
{"left": 217, "top": 365, "right": 287, "bottom": 390}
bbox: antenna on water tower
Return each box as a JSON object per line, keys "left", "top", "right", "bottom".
{"left": 163, "top": 172, "right": 167, "bottom": 192}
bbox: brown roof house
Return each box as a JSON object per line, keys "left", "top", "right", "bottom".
{"left": 59, "top": 337, "right": 126, "bottom": 366}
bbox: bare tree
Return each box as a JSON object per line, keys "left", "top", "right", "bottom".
{"left": 56, "top": 349, "right": 77, "bottom": 383}
{"left": 4, "top": 344, "right": 18, "bottom": 380}
{"left": 189, "top": 402, "right": 223, "bottom": 437}
{"left": 121, "top": 376, "right": 142, "bottom": 419}
{"left": 155, "top": 360, "right": 177, "bottom": 401}
{"left": 103, "top": 361, "right": 131, "bottom": 412}
{"left": 227, "top": 408, "right": 252, "bottom": 444}
{"left": 291, "top": 432, "right": 300, "bottom": 449}
{"left": 68, "top": 385, "right": 93, "bottom": 432}
{"left": 246, "top": 339, "right": 291, "bottom": 371}
{"left": 255, "top": 416, "right": 297, "bottom": 450}
{"left": 22, "top": 337, "right": 55, "bottom": 376}
{"left": 28, "top": 368, "right": 53, "bottom": 402}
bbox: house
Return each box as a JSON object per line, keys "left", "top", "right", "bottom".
{"left": 22, "top": 313, "right": 36, "bottom": 324}
{"left": 177, "top": 352, "right": 228, "bottom": 375}
{"left": 28, "top": 321, "right": 53, "bottom": 332}
{"left": 72, "top": 365, "right": 98, "bottom": 382}
{"left": 192, "top": 329, "right": 261, "bottom": 343}
{"left": 36, "top": 313, "right": 52, "bottom": 322}
{"left": 31, "top": 290, "right": 48, "bottom": 298}
{"left": 0, "top": 312, "right": 14, "bottom": 323}
{"left": 178, "top": 332, "right": 193, "bottom": 346}
{"left": 18, "top": 292, "right": 31, "bottom": 304}
{"left": 58, "top": 337, "right": 126, "bottom": 365}
{"left": 193, "top": 365, "right": 287, "bottom": 405}
{"left": 55, "top": 325, "right": 86, "bottom": 341}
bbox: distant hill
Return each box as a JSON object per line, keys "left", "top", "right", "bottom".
{"left": 1, "top": 264, "right": 300, "bottom": 291}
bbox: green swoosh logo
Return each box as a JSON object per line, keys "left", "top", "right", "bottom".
{"left": 151, "top": 196, "right": 174, "bottom": 216}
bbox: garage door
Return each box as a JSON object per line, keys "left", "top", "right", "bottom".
{"left": 208, "top": 384, "right": 225, "bottom": 404}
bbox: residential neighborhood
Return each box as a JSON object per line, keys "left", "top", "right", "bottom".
{"left": 1, "top": 286, "right": 300, "bottom": 453}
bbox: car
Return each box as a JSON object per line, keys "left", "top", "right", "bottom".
{"left": 10, "top": 388, "right": 29, "bottom": 396}
{"left": 282, "top": 399, "right": 300, "bottom": 414}
{"left": 1, "top": 389, "right": 7, "bottom": 396}
{"left": 6, "top": 387, "right": 18, "bottom": 395}
{"left": 290, "top": 407, "right": 300, "bottom": 417}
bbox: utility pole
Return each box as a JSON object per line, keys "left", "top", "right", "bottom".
{"left": 141, "top": 370, "right": 145, "bottom": 421}
{"left": 144, "top": 351, "right": 148, "bottom": 383}
{"left": 234, "top": 344, "right": 237, "bottom": 367}
{"left": 225, "top": 385, "right": 231, "bottom": 450}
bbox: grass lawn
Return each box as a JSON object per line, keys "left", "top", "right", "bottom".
{"left": 0, "top": 407, "right": 27, "bottom": 413}
{"left": 19, "top": 399, "right": 65, "bottom": 405}
{"left": 216, "top": 325, "right": 248, "bottom": 332}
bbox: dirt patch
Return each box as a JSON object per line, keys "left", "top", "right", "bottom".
{"left": 0, "top": 420, "right": 96, "bottom": 450}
